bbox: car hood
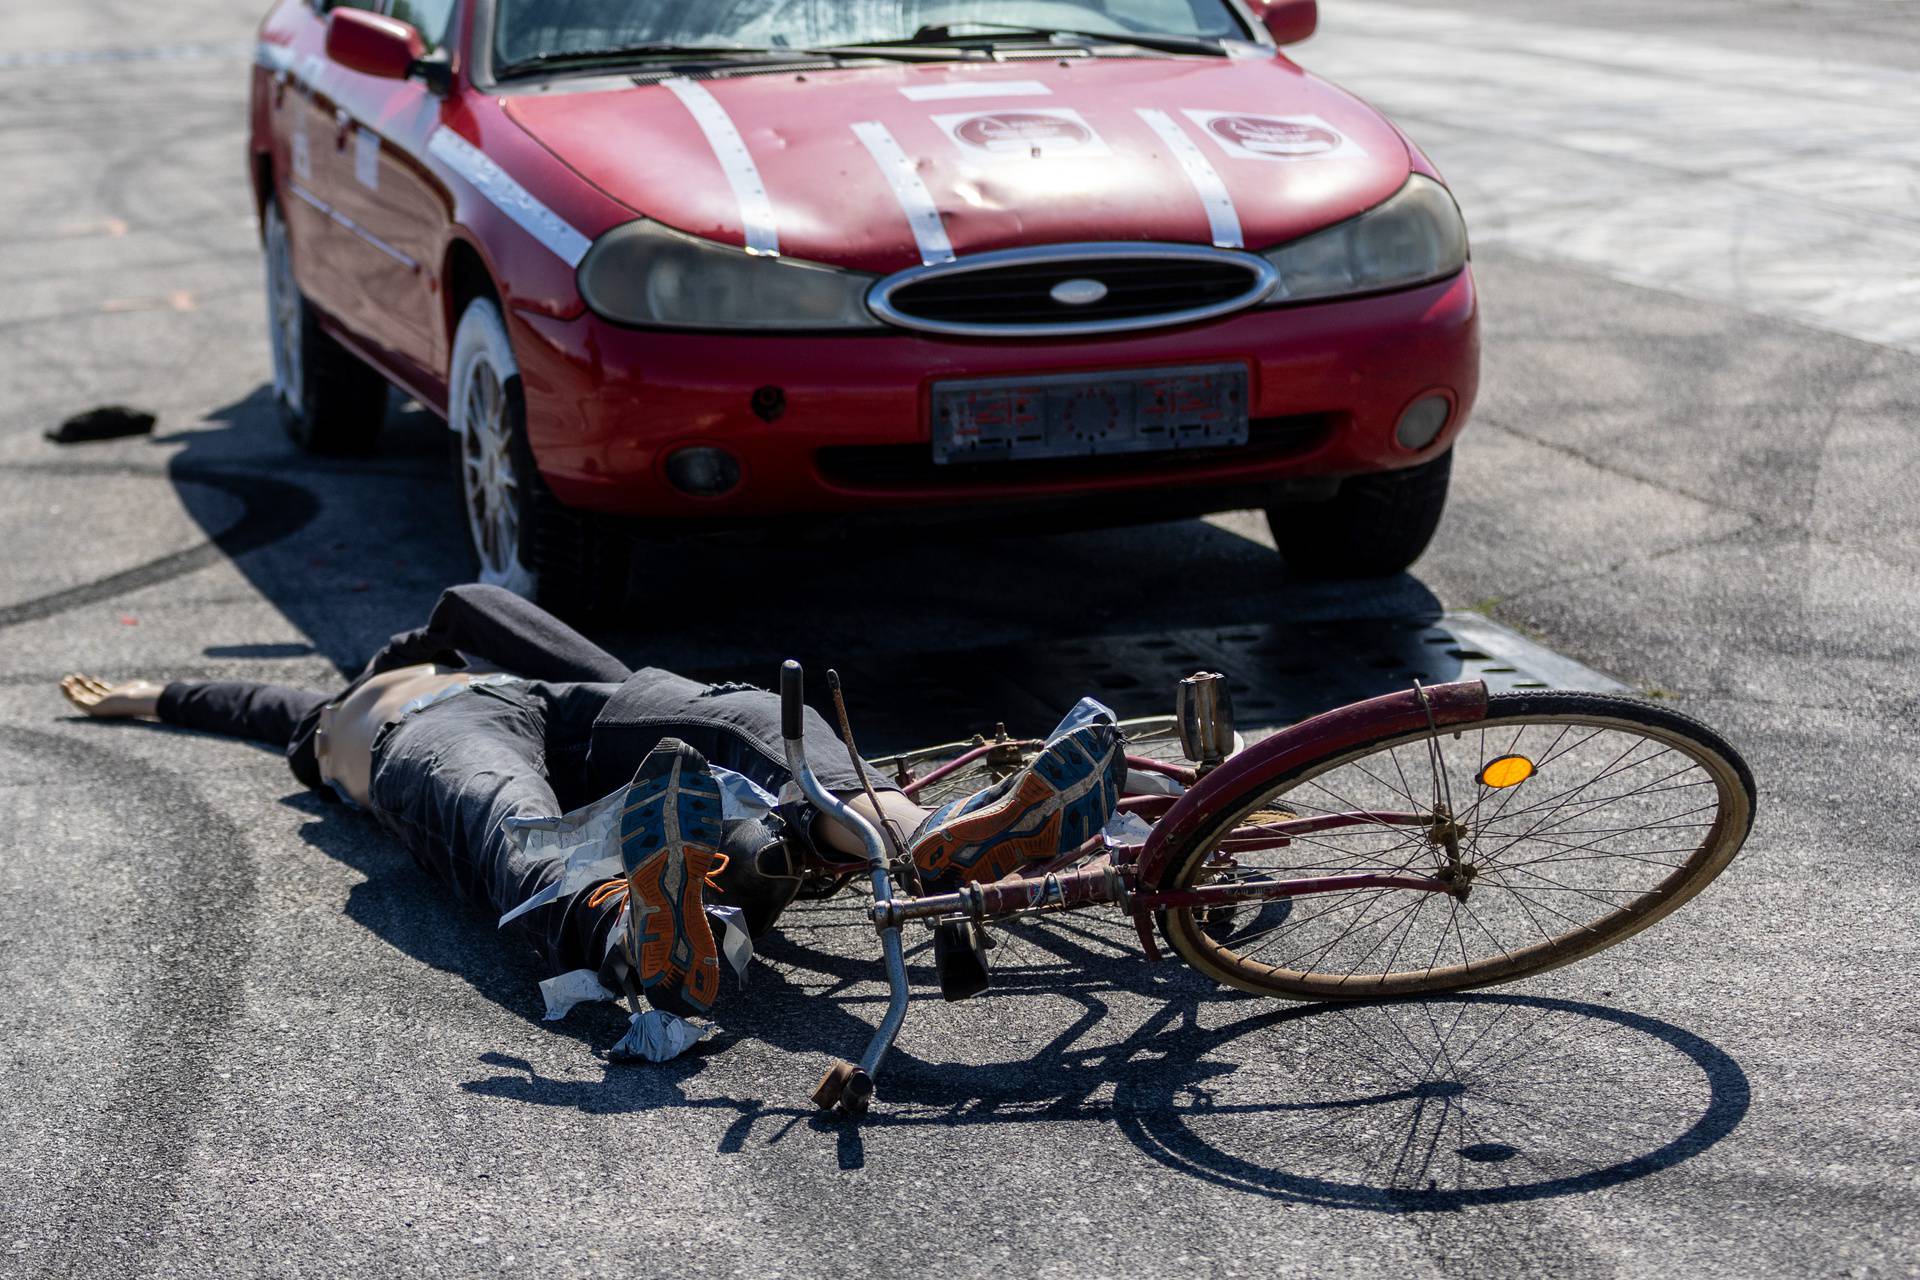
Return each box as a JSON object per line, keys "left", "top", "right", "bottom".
{"left": 506, "top": 55, "right": 1412, "bottom": 274}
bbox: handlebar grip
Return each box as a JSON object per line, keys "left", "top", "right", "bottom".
{"left": 780, "top": 660, "right": 803, "bottom": 740}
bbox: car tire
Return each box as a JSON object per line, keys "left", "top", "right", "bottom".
{"left": 263, "top": 199, "right": 389, "bottom": 455}
{"left": 1265, "top": 448, "right": 1453, "bottom": 579}
{"left": 448, "top": 295, "right": 630, "bottom": 616}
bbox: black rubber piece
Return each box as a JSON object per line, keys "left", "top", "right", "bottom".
{"left": 46, "top": 406, "right": 155, "bottom": 444}
{"left": 1267, "top": 448, "right": 1453, "bottom": 579}
{"left": 837, "top": 1069, "right": 874, "bottom": 1120}
{"left": 780, "top": 661, "right": 803, "bottom": 741}
{"left": 934, "top": 921, "right": 991, "bottom": 1002}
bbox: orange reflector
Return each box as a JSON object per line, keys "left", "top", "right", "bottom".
{"left": 1480, "top": 755, "right": 1535, "bottom": 789}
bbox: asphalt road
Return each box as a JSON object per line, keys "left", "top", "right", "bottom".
{"left": 2, "top": 2, "right": 1916, "bottom": 1277}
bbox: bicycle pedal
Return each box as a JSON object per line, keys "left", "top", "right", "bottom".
{"left": 934, "top": 921, "right": 991, "bottom": 1002}
{"left": 812, "top": 1059, "right": 857, "bottom": 1110}
{"left": 1177, "top": 672, "right": 1236, "bottom": 769}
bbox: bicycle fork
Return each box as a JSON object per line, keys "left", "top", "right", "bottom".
{"left": 780, "top": 660, "right": 909, "bottom": 1119}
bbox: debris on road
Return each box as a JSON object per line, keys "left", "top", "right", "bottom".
{"left": 45, "top": 405, "right": 155, "bottom": 444}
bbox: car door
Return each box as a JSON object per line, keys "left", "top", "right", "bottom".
{"left": 270, "top": 0, "right": 363, "bottom": 331}
{"left": 318, "top": 0, "right": 460, "bottom": 397}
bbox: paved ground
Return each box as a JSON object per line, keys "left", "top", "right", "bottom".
{"left": 1, "top": 2, "right": 1915, "bottom": 1277}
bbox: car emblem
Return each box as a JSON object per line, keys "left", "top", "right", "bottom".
{"left": 1050, "top": 278, "right": 1109, "bottom": 307}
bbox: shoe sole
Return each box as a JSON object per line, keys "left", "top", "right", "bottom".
{"left": 619, "top": 743, "right": 724, "bottom": 1013}
{"left": 914, "top": 728, "right": 1121, "bottom": 884}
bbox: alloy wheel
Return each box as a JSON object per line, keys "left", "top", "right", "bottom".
{"left": 458, "top": 357, "right": 531, "bottom": 592}
{"left": 263, "top": 206, "right": 304, "bottom": 417}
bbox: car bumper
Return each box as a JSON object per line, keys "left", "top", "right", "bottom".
{"left": 509, "top": 268, "right": 1479, "bottom": 521}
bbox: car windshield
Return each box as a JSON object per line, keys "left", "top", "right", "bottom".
{"left": 493, "top": 0, "right": 1250, "bottom": 69}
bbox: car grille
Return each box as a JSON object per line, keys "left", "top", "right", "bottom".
{"left": 816, "top": 413, "right": 1338, "bottom": 492}
{"left": 868, "top": 244, "right": 1278, "bottom": 338}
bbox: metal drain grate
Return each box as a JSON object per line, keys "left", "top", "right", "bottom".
{"left": 693, "top": 612, "right": 1627, "bottom": 756}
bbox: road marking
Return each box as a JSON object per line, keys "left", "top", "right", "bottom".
{"left": 0, "top": 41, "right": 251, "bottom": 70}
{"left": 1307, "top": 1, "right": 1920, "bottom": 354}
{"left": 662, "top": 78, "right": 779, "bottom": 255}
{"left": 852, "top": 120, "right": 956, "bottom": 265}
{"left": 427, "top": 128, "right": 589, "bottom": 268}
{"left": 1136, "top": 108, "right": 1244, "bottom": 249}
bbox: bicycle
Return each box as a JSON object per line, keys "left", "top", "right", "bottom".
{"left": 775, "top": 661, "right": 1756, "bottom": 1120}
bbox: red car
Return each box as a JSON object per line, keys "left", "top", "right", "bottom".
{"left": 249, "top": 0, "right": 1476, "bottom": 607}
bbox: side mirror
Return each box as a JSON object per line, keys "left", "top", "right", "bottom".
{"left": 325, "top": 8, "right": 427, "bottom": 80}
{"left": 1253, "top": 0, "right": 1318, "bottom": 46}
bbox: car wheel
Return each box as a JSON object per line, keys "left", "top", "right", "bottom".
{"left": 262, "top": 199, "right": 389, "bottom": 455}
{"left": 1266, "top": 448, "right": 1453, "bottom": 579}
{"left": 448, "top": 296, "right": 629, "bottom": 615}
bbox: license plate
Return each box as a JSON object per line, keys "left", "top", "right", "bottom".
{"left": 930, "top": 365, "right": 1250, "bottom": 465}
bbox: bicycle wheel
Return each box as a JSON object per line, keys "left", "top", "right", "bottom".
{"left": 1156, "top": 692, "right": 1756, "bottom": 999}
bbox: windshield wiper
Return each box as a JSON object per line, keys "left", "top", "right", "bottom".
{"left": 497, "top": 44, "right": 786, "bottom": 78}
{"left": 822, "top": 22, "right": 1229, "bottom": 57}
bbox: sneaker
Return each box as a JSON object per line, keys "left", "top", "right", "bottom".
{"left": 908, "top": 722, "right": 1125, "bottom": 887}
{"left": 619, "top": 739, "right": 725, "bottom": 1014}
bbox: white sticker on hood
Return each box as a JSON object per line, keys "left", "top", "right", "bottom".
{"left": 934, "top": 108, "right": 1111, "bottom": 159}
{"left": 901, "top": 79, "right": 1050, "bottom": 101}
{"left": 1182, "top": 111, "right": 1365, "bottom": 162}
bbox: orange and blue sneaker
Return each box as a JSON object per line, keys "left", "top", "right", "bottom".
{"left": 619, "top": 739, "right": 726, "bottom": 1015}
{"left": 909, "top": 721, "right": 1126, "bottom": 888}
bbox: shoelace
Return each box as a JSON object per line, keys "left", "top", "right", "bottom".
{"left": 584, "top": 849, "right": 731, "bottom": 911}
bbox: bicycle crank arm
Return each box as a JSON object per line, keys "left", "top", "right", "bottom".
{"left": 780, "top": 660, "right": 909, "bottom": 1117}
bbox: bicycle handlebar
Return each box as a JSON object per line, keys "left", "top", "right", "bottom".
{"left": 780, "top": 659, "right": 803, "bottom": 741}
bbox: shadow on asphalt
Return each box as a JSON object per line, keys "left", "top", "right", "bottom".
{"left": 31, "top": 385, "right": 1749, "bottom": 1209}
{"left": 11, "top": 381, "right": 1506, "bottom": 747}
{"left": 417, "top": 883, "right": 1748, "bottom": 1210}
{"left": 133, "top": 383, "right": 1475, "bottom": 750}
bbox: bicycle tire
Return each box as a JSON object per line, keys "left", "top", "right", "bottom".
{"left": 1156, "top": 692, "right": 1756, "bottom": 999}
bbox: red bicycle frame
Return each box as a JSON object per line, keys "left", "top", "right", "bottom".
{"left": 814, "top": 680, "right": 1492, "bottom": 943}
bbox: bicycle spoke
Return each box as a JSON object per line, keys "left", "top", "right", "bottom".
{"left": 1474, "top": 756, "right": 1696, "bottom": 865}
{"left": 1477, "top": 809, "right": 1719, "bottom": 871}
{"left": 1458, "top": 896, "right": 1516, "bottom": 963}
{"left": 1349, "top": 754, "right": 1427, "bottom": 812}
{"left": 1493, "top": 845, "right": 1693, "bottom": 873}
{"left": 1237, "top": 888, "right": 1415, "bottom": 963}
{"left": 1369, "top": 890, "right": 1432, "bottom": 981}
{"left": 1472, "top": 751, "right": 1689, "bottom": 843}
{"left": 1266, "top": 892, "right": 1434, "bottom": 974}
{"left": 1473, "top": 874, "right": 1610, "bottom": 935}
{"left": 1453, "top": 723, "right": 1578, "bottom": 831}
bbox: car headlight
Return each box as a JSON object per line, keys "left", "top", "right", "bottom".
{"left": 1260, "top": 175, "right": 1469, "bottom": 305}
{"left": 576, "top": 219, "right": 881, "bottom": 330}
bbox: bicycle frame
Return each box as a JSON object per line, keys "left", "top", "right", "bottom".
{"left": 780, "top": 662, "right": 1491, "bottom": 1117}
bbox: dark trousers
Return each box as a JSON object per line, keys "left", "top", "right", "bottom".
{"left": 157, "top": 585, "right": 889, "bottom": 987}
{"left": 160, "top": 582, "right": 632, "bottom": 785}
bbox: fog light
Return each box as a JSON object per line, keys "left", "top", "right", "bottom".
{"left": 665, "top": 446, "right": 741, "bottom": 496}
{"left": 1394, "top": 395, "right": 1451, "bottom": 450}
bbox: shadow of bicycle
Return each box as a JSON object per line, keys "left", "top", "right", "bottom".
{"left": 1110, "top": 992, "right": 1750, "bottom": 1210}
{"left": 752, "top": 901, "right": 1751, "bottom": 1205}
{"left": 448, "top": 891, "right": 1749, "bottom": 1206}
